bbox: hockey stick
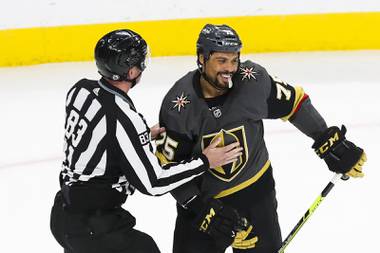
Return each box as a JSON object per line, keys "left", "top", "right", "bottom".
{"left": 277, "top": 173, "right": 348, "bottom": 253}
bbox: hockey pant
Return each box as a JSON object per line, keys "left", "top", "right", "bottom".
{"left": 50, "top": 191, "right": 160, "bottom": 253}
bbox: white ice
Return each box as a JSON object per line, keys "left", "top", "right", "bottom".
{"left": 0, "top": 51, "right": 379, "bottom": 253}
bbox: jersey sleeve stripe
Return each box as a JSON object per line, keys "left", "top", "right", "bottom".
{"left": 143, "top": 147, "right": 204, "bottom": 185}
{"left": 90, "top": 151, "right": 107, "bottom": 177}
{"left": 73, "top": 116, "right": 107, "bottom": 174}
{"left": 115, "top": 120, "right": 164, "bottom": 194}
{"left": 292, "top": 93, "right": 309, "bottom": 116}
{"left": 116, "top": 96, "right": 199, "bottom": 181}
{"left": 73, "top": 88, "right": 91, "bottom": 111}
{"left": 281, "top": 86, "right": 307, "bottom": 121}
{"left": 66, "top": 87, "right": 77, "bottom": 107}
{"left": 116, "top": 119, "right": 205, "bottom": 195}
{"left": 85, "top": 99, "right": 101, "bottom": 121}
{"left": 121, "top": 110, "right": 205, "bottom": 183}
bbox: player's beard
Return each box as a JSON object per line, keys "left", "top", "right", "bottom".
{"left": 206, "top": 71, "right": 235, "bottom": 91}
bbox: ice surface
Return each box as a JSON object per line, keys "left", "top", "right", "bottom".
{"left": 0, "top": 51, "right": 379, "bottom": 253}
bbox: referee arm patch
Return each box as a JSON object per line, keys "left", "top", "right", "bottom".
{"left": 138, "top": 131, "right": 150, "bottom": 146}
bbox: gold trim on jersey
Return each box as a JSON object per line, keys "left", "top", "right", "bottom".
{"left": 155, "top": 150, "right": 171, "bottom": 165}
{"left": 202, "top": 126, "right": 249, "bottom": 182}
{"left": 214, "top": 160, "right": 271, "bottom": 199}
{"left": 281, "top": 86, "right": 305, "bottom": 121}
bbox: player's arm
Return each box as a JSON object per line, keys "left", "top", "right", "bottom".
{"left": 116, "top": 119, "right": 207, "bottom": 196}
{"left": 155, "top": 129, "right": 195, "bottom": 165}
{"left": 266, "top": 75, "right": 328, "bottom": 139}
{"left": 116, "top": 109, "right": 241, "bottom": 196}
{"left": 154, "top": 127, "right": 204, "bottom": 202}
{"left": 289, "top": 93, "right": 366, "bottom": 177}
{"left": 265, "top": 74, "right": 366, "bottom": 177}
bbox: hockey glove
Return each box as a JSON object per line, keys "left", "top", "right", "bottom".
{"left": 185, "top": 196, "right": 248, "bottom": 249}
{"left": 232, "top": 224, "right": 259, "bottom": 249}
{"left": 312, "top": 125, "right": 367, "bottom": 177}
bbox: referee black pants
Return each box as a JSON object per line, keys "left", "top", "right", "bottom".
{"left": 50, "top": 191, "right": 160, "bottom": 253}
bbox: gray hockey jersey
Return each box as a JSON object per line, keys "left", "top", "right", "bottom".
{"left": 157, "top": 60, "right": 327, "bottom": 202}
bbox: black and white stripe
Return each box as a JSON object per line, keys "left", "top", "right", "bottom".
{"left": 61, "top": 78, "right": 207, "bottom": 198}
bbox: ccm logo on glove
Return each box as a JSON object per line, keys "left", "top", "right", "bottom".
{"left": 315, "top": 132, "right": 340, "bottom": 156}
{"left": 199, "top": 207, "right": 216, "bottom": 232}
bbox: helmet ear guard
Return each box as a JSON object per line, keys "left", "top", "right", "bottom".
{"left": 94, "top": 29, "right": 148, "bottom": 83}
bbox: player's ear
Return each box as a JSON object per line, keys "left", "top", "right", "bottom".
{"left": 128, "top": 67, "right": 141, "bottom": 79}
{"left": 199, "top": 54, "right": 205, "bottom": 65}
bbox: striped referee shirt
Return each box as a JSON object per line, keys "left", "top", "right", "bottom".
{"left": 61, "top": 78, "right": 208, "bottom": 199}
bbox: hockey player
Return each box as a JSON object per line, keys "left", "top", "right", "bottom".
{"left": 49, "top": 29, "right": 245, "bottom": 253}
{"left": 156, "top": 24, "right": 367, "bottom": 253}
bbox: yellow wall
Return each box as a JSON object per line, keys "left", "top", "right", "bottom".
{"left": 1, "top": 12, "right": 380, "bottom": 67}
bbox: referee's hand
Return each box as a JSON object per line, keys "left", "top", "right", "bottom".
{"left": 203, "top": 138, "right": 243, "bottom": 168}
{"left": 150, "top": 123, "right": 165, "bottom": 140}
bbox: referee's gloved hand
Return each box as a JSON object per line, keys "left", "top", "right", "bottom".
{"left": 312, "top": 125, "right": 367, "bottom": 178}
{"left": 184, "top": 196, "right": 248, "bottom": 250}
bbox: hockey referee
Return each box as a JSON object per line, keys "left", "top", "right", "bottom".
{"left": 50, "top": 29, "right": 244, "bottom": 253}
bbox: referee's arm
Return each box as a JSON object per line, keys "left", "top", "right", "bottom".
{"left": 115, "top": 111, "right": 209, "bottom": 196}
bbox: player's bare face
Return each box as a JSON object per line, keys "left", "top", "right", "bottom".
{"left": 205, "top": 52, "right": 239, "bottom": 89}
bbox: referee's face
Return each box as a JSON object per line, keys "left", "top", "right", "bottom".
{"left": 203, "top": 52, "right": 239, "bottom": 90}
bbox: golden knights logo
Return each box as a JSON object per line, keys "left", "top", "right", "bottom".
{"left": 201, "top": 126, "right": 248, "bottom": 182}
